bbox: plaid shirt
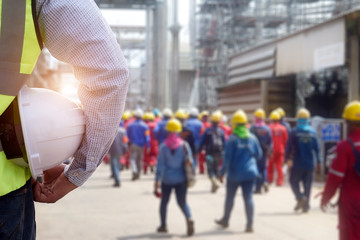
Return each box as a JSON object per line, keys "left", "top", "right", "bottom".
{"left": 36, "top": 0, "right": 129, "bottom": 186}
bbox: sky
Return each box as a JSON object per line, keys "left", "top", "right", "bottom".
{"left": 101, "top": 1, "right": 191, "bottom": 42}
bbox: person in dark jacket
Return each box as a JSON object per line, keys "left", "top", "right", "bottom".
{"left": 199, "top": 112, "right": 225, "bottom": 193}
{"left": 250, "top": 108, "right": 273, "bottom": 194}
{"left": 215, "top": 110, "right": 262, "bottom": 233}
{"left": 286, "top": 108, "right": 320, "bottom": 213}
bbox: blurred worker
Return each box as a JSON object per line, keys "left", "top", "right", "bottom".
{"left": 154, "top": 108, "right": 173, "bottom": 144}
{"left": 142, "top": 112, "right": 158, "bottom": 174}
{"left": 176, "top": 109, "right": 196, "bottom": 155}
{"left": 154, "top": 119, "right": 195, "bottom": 236}
{"left": 127, "top": 109, "right": 150, "bottom": 180}
{"left": 321, "top": 101, "right": 360, "bottom": 240}
{"left": 184, "top": 107, "right": 203, "bottom": 168}
{"left": 0, "top": 1, "right": 129, "bottom": 239}
{"left": 286, "top": 108, "right": 320, "bottom": 212}
{"left": 250, "top": 108, "right": 273, "bottom": 194}
{"left": 109, "top": 122, "right": 128, "bottom": 187}
{"left": 153, "top": 108, "right": 162, "bottom": 124}
{"left": 267, "top": 110, "right": 288, "bottom": 186}
{"left": 276, "top": 107, "right": 292, "bottom": 136}
{"left": 216, "top": 110, "right": 261, "bottom": 233}
{"left": 198, "top": 110, "right": 211, "bottom": 174}
{"left": 219, "top": 114, "right": 232, "bottom": 140}
{"left": 121, "top": 110, "right": 132, "bottom": 169}
{"left": 199, "top": 112, "right": 226, "bottom": 193}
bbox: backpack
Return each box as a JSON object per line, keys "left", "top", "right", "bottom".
{"left": 207, "top": 128, "right": 224, "bottom": 154}
{"left": 347, "top": 138, "right": 360, "bottom": 177}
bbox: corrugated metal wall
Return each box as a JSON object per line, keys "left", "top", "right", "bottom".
{"left": 217, "top": 77, "right": 295, "bottom": 121}
{"left": 266, "top": 78, "right": 295, "bottom": 118}
{"left": 218, "top": 80, "right": 262, "bottom": 119}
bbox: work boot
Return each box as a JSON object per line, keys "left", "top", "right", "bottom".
{"left": 245, "top": 225, "right": 254, "bottom": 233}
{"left": 254, "top": 189, "right": 261, "bottom": 194}
{"left": 157, "top": 226, "right": 168, "bottom": 233}
{"left": 132, "top": 173, "right": 138, "bottom": 181}
{"left": 210, "top": 177, "right": 219, "bottom": 193}
{"left": 294, "top": 197, "right": 307, "bottom": 212}
{"left": 186, "top": 219, "right": 195, "bottom": 236}
{"left": 215, "top": 218, "right": 228, "bottom": 228}
{"left": 263, "top": 183, "right": 269, "bottom": 193}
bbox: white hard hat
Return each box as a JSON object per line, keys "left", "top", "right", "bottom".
{"left": 134, "top": 108, "right": 143, "bottom": 118}
{"left": 162, "top": 108, "right": 173, "bottom": 117}
{"left": 18, "top": 86, "right": 85, "bottom": 179}
{"left": 189, "top": 107, "right": 199, "bottom": 117}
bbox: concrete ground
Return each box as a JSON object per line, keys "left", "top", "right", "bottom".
{"left": 36, "top": 163, "right": 339, "bottom": 240}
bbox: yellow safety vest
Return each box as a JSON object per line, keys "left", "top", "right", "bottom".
{"left": 0, "top": 0, "right": 42, "bottom": 196}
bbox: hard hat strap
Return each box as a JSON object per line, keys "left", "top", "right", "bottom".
{"left": 0, "top": 100, "right": 27, "bottom": 165}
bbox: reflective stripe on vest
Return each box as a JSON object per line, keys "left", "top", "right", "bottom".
{"left": 0, "top": 0, "right": 42, "bottom": 96}
{"left": 0, "top": 0, "right": 42, "bottom": 196}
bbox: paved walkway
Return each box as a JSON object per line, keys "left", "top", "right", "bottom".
{"left": 36, "top": 163, "right": 338, "bottom": 240}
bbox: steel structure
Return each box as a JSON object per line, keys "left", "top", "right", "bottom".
{"left": 194, "top": 0, "right": 360, "bottom": 110}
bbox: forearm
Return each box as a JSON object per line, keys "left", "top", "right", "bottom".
{"left": 38, "top": 0, "right": 129, "bottom": 186}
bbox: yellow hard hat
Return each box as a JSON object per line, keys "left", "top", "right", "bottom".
{"left": 276, "top": 107, "right": 285, "bottom": 117}
{"left": 201, "top": 110, "right": 209, "bottom": 117}
{"left": 254, "top": 108, "right": 266, "bottom": 119}
{"left": 175, "top": 109, "right": 187, "bottom": 120}
{"left": 270, "top": 110, "right": 281, "bottom": 120}
{"left": 342, "top": 101, "right": 360, "bottom": 121}
{"left": 165, "top": 118, "right": 182, "bottom": 133}
{"left": 210, "top": 112, "right": 222, "bottom": 123}
{"left": 232, "top": 110, "right": 248, "bottom": 125}
{"left": 148, "top": 112, "right": 155, "bottom": 120}
{"left": 296, "top": 108, "right": 310, "bottom": 119}
{"left": 143, "top": 112, "right": 155, "bottom": 121}
{"left": 122, "top": 110, "right": 131, "bottom": 120}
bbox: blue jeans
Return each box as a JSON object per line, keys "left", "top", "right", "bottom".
{"left": 289, "top": 168, "right": 313, "bottom": 210}
{"left": 255, "top": 157, "right": 267, "bottom": 192}
{"left": 110, "top": 154, "right": 121, "bottom": 184}
{"left": 0, "top": 180, "right": 36, "bottom": 240}
{"left": 223, "top": 179, "right": 255, "bottom": 228}
{"left": 160, "top": 181, "right": 191, "bottom": 227}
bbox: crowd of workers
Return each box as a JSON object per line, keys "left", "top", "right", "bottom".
{"left": 105, "top": 104, "right": 348, "bottom": 237}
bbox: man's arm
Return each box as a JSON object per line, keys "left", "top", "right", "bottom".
{"left": 34, "top": 0, "right": 129, "bottom": 202}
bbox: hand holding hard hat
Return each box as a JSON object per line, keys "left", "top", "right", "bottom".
{"left": 1, "top": 85, "right": 86, "bottom": 202}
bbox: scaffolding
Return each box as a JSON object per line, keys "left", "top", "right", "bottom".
{"left": 193, "top": 0, "right": 360, "bottom": 110}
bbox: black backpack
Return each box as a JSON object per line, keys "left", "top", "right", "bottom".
{"left": 347, "top": 138, "right": 360, "bottom": 177}
{"left": 206, "top": 128, "right": 224, "bottom": 154}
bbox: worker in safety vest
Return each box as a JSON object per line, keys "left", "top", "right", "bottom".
{"left": 267, "top": 110, "right": 288, "bottom": 186}
{"left": 321, "top": 101, "right": 360, "bottom": 240}
{"left": 0, "top": 1, "right": 128, "bottom": 239}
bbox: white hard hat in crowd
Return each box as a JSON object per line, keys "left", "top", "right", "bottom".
{"left": 134, "top": 108, "right": 144, "bottom": 118}
{"left": 162, "top": 108, "right": 173, "bottom": 117}
{"left": 18, "top": 86, "right": 85, "bottom": 179}
{"left": 189, "top": 107, "right": 199, "bottom": 117}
